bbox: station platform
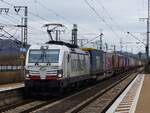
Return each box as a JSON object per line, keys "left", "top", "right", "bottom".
{"left": 106, "top": 74, "right": 150, "bottom": 113}
{"left": 0, "top": 82, "right": 24, "bottom": 92}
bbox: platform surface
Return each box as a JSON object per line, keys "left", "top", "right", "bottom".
{"left": 135, "top": 74, "right": 150, "bottom": 113}
{"left": 106, "top": 74, "right": 150, "bottom": 113}
{"left": 0, "top": 82, "right": 24, "bottom": 92}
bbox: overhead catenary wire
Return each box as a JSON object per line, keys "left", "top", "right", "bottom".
{"left": 0, "top": 0, "right": 49, "bottom": 23}
{"left": 33, "top": 0, "right": 93, "bottom": 32}
{"left": 0, "top": 8, "right": 44, "bottom": 33}
{"left": 92, "top": 0, "right": 131, "bottom": 51}
{"left": 2, "top": 27, "right": 19, "bottom": 39}
{"left": 4, "top": 14, "right": 45, "bottom": 35}
{"left": 8, "top": 13, "right": 47, "bottom": 33}
{"left": 0, "top": 0, "right": 76, "bottom": 41}
{"left": 0, "top": 27, "right": 23, "bottom": 49}
{"left": 0, "top": 15, "right": 45, "bottom": 44}
{"left": 0, "top": 16, "right": 15, "bottom": 25}
{"left": 0, "top": 0, "right": 118, "bottom": 47}
{"left": 0, "top": 0, "right": 105, "bottom": 45}
{"left": 34, "top": 0, "right": 74, "bottom": 25}
{"left": 1, "top": 10, "right": 48, "bottom": 36}
{"left": 0, "top": 26, "right": 19, "bottom": 41}
{"left": 0, "top": 0, "right": 48, "bottom": 31}
{"left": 27, "top": 0, "right": 98, "bottom": 39}
{"left": 84, "top": 0, "right": 122, "bottom": 40}
{"left": 82, "top": 34, "right": 100, "bottom": 46}
{"left": 92, "top": 0, "right": 127, "bottom": 33}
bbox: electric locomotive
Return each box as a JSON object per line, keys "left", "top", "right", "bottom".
{"left": 25, "top": 41, "right": 91, "bottom": 95}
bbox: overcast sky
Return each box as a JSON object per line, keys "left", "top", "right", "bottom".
{"left": 0, "top": 0, "right": 148, "bottom": 53}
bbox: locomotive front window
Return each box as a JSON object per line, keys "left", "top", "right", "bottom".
{"left": 29, "top": 50, "right": 43, "bottom": 63}
{"left": 29, "top": 49, "right": 59, "bottom": 63}
{"left": 45, "top": 50, "right": 59, "bottom": 63}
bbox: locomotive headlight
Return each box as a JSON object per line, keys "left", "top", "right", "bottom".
{"left": 26, "top": 74, "right": 29, "bottom": 78}
{"left": 57, "top": 69, "right": 63, "bottom": 78}
{"left": 58, "top": 74, "right": 62, "bottom": 77}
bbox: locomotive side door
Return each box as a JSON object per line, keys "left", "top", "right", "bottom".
{"left": 66, "top": 53, "right": 70, "bottom": 77}
{"left": 63, "top": 52, "right": 70, "bottom": 78}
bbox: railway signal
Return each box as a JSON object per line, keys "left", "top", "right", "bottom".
{"left": 20, "top": 54, "right": 25, "bottom": 60}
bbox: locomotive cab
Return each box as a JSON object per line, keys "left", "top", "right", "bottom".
{"left": 25, "top": 41, "right": 90, "bottom": 96}
{"left": 25, "top": 44, "right": 71, "bottom": 95}
{"left": 25, "top": 45, "right": 65, "bottom": 80}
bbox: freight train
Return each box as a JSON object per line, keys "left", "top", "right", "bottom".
{"left": 25, "top": 41, "right": 143, "bottom": 96}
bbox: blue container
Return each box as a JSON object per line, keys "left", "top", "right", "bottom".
{"left": 88, "top": 50, "right": 103, "bottom": 75}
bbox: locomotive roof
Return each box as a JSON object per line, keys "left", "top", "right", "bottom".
{"left": 28, "top": 42, "right": 88, "bottom": 55}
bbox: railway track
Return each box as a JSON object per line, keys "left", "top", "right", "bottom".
{"left": 76, "top": 71, "right": 142, "bottom": 113}
{"left": 0, "top": 87, "right": 24, "bottom": 111}
{"left": 1, "top": 69, "right": 142, "bottom": 113}
{"left": 33, "top": 70, "right": 141, "bottom": 113}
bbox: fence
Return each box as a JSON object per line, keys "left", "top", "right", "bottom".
{"left": 0, "top": 65, "right": 22, "bottom": 71}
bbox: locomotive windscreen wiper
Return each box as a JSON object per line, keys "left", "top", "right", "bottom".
{"left": 35, "top": 53, "right": 44, "bottom": 64}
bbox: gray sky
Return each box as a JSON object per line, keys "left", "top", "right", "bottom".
{"left": 0, "top": 0, "right": 148, "bottom": 53}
